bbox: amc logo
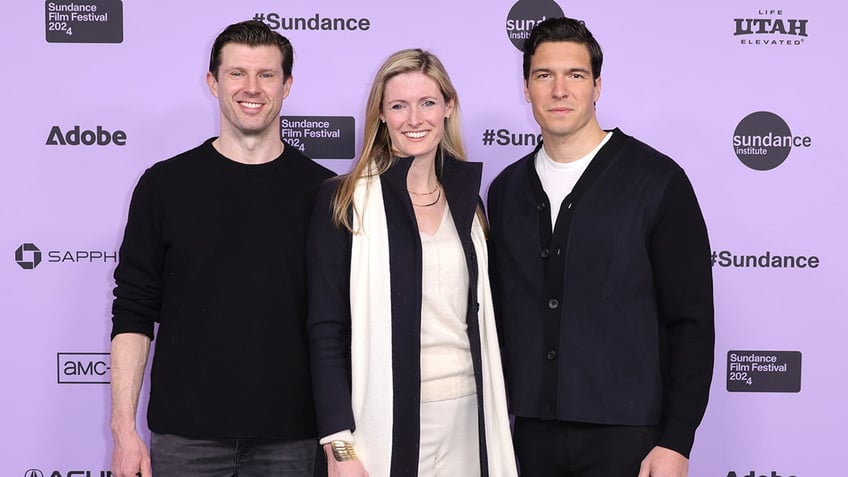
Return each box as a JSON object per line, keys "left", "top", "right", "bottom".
{"left": 57, "top": 353, "right": 110, "bottom": 384}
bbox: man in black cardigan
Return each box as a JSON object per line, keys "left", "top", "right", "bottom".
{"left": 487, "top": 17, "right": 714, "bottom": 477}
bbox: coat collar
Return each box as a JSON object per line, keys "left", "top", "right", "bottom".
{"left": 381, "top": 154, "right": 482, "bottom": 234}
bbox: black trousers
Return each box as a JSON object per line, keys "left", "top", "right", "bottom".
{"left": 513, "top": 417, "right": 656, "bottom": 477}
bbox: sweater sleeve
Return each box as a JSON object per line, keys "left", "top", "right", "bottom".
{"left": 111, "top": 169, "right": 164, "bottom": 340}
{"left": 306, "top": 179, "right": 357, "bottom": 438}
{"left": 649, "top": 168, "right": 715, "bottom": 457}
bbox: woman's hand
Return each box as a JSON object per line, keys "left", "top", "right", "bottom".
{"left": 324, "top": 442, "right": 369, "bottom": 477}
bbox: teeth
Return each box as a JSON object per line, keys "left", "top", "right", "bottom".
{"left": 404, "top": 131, "right": 428, "bottom": 139}
{"left": 240, "top": 102, "right": 262, "bottom": 109}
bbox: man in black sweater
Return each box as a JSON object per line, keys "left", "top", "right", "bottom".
{"left": 109, "top": 20, "right": 334, "bottom": 477}
{"left": 487, "top": 17, "right": 714, "bottom": 477}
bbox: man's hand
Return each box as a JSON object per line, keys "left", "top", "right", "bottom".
{"left": 111, "top": 430, "right": 151, "bottom": 477}
{"left": 637, "top": 445, "right": 688, "bottom": 477}
{"left": 324, "top": 443, "right": 369, "bottom": 477}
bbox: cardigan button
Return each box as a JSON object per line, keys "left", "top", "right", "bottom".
{"left": 536, "top": 202, "right": 546, "bottom": 212}
{"left": 540, "top": 249, "right": 550, "bottom": 259}
{"left": 546, "top": 350, "right": 557, "bottom": 360}
{"left": 548, "top": 298, "right": 559, "bottom": 309}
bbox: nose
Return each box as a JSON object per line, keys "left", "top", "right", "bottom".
{"left": 408, "top": 105, "right": 423, "bottom": 126}
{"left": 552, "top": 76, "right": 569, "bottom": 99}
{"left": 245, "top": 74, "right": 260, "bottom": 94}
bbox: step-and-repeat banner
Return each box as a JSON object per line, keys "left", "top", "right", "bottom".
{"left": 2, "top": 1, "right": 844, "bottom": 476}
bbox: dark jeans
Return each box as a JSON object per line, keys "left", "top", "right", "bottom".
{"left": 513, "top": 417, "right": 656, "bottom": 477}
{"left": 151, "top": 432, "right": 318, "bottom": 477}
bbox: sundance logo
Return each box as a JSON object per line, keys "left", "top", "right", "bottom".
{"left": 732, "top": 111, "right": 811, "bottom": 171}
{"left": 505, "top": 0, "right": 564, "bottom": 50}
{"left": 46, "top": 125, "right": 127, "bottom": 146}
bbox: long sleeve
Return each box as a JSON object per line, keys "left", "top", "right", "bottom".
{"left": 306, "top": 180, "right": 356, "bottom": 438}
{"left": 111, "top": 169, "right": 163, "bottom": 339}
{"left": 649, "top": 169, "right": 715, "bottom": 457}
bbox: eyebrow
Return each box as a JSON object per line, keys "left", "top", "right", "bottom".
{"left": 530, "top": 66, "right": 591, "bottom": 75}
{"left": 385, "top": 96, "right": 439, "bottom": 103}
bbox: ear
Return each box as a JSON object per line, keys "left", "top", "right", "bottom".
{"left": 445, "top": 97, "right": 455, "bottom": 118}
{"left": 524, "top": 80, "right": 531, "bottom": 103}
{"left": 593, "top": 76, "right": 602, "bottom": 104}
{"left": 282, "top": 75, "right": 294, "bottom": 100}
{"left": 206, "top": 71, "right": 219, "bottom": 98}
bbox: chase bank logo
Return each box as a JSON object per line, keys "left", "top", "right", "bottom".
{"left": 15, "top": 243, "right": 42, "bottom": 270}
{"left": 505, "top": 0, "right": 564, "bottom": 50}
{"left": 24, "top": 470, "right": 44, "bottom": 477}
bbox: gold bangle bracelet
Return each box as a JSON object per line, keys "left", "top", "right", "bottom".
{"left": 330, "top": 440, "right": 358, "bottom": 462}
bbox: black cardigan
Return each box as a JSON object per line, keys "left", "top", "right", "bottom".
{"left": 306, "top": 155, "right": 492, "bottom": 476}
{"left": 487, "top": 129, "right": 715, "bottom": 457}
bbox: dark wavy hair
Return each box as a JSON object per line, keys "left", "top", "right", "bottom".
{"left": 523, "top": 17, "right": 603, "bottom": 81}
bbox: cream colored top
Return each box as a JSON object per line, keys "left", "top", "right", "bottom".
{"left": 419, "top": 204, "right": 475, "bottom": 403}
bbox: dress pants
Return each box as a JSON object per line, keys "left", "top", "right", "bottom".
{"left": 513, "top": 417, "right": 656, "bottom": 477}
{"left": 418, "top": 393, "right": 481, "bottom": 477}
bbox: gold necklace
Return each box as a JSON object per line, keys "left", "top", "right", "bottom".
{"left": 412, "top": 185, "right": 441, "bottom": 207}
{"left": 407, "top": 182, "right": 439, "bottom": 196}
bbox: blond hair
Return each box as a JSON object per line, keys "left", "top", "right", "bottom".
{"left": 331, "top": 49, "right": 467, "bottom": 231}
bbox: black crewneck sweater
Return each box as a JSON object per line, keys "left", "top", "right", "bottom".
{"left": 112, "top": 138, "right": 334, "bottom": 439}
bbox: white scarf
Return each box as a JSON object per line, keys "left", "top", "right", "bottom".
{"left": 349, "top": 174, "right": 517, "bottom": 476}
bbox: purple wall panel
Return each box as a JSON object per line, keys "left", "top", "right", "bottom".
{"left": 2, "top": 1, "right": 843, "bottom": 476}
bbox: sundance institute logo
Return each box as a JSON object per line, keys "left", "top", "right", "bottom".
{"left": 15, "top": 243, "right": 42, "bottom": 270}
{"left": 732, "top": 111, "right": 811, "bottom": 171}
{"left": 24, "top": 470, "right": 44, "bottom": 477}
{"left": 505, "top": 0, "right": 564, "bottom": 50}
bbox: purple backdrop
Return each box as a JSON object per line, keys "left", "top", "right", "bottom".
{"left": 2, "top": 1, "right": 844, "bottom": 476}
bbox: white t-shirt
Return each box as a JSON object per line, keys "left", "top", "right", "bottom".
{"left": 535, "top": 132, "right": 613, "bottom": 229}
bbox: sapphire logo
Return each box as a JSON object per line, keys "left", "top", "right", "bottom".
{"left": 24, "top": 470, "right": 44, "bottom": 477}
{"left": 13, "top": 242, "right": 117, "bottom": 270}
{"left": 734, "top": 9, "right": 808, "bottom": 46}
{"left": 15, "top": 243, "right": 42, "bottom": 270}
{"left": 505, "top": 0, "right": 565, "bottom": 50}
{"left": 732, "top": 111, "right": 811, "bottom": 171}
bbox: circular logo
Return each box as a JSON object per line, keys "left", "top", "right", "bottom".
{"left": 505, "top": 0, "right": 565, "bottom": 51}
{"left": 15, "top": 243, "right": 42, "bottom": 270}
{"left": 24, "top": 470, "right": 44, "bottom": 477}
{"left": 732, "top": 111, "right": 793, "bottom": 171}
